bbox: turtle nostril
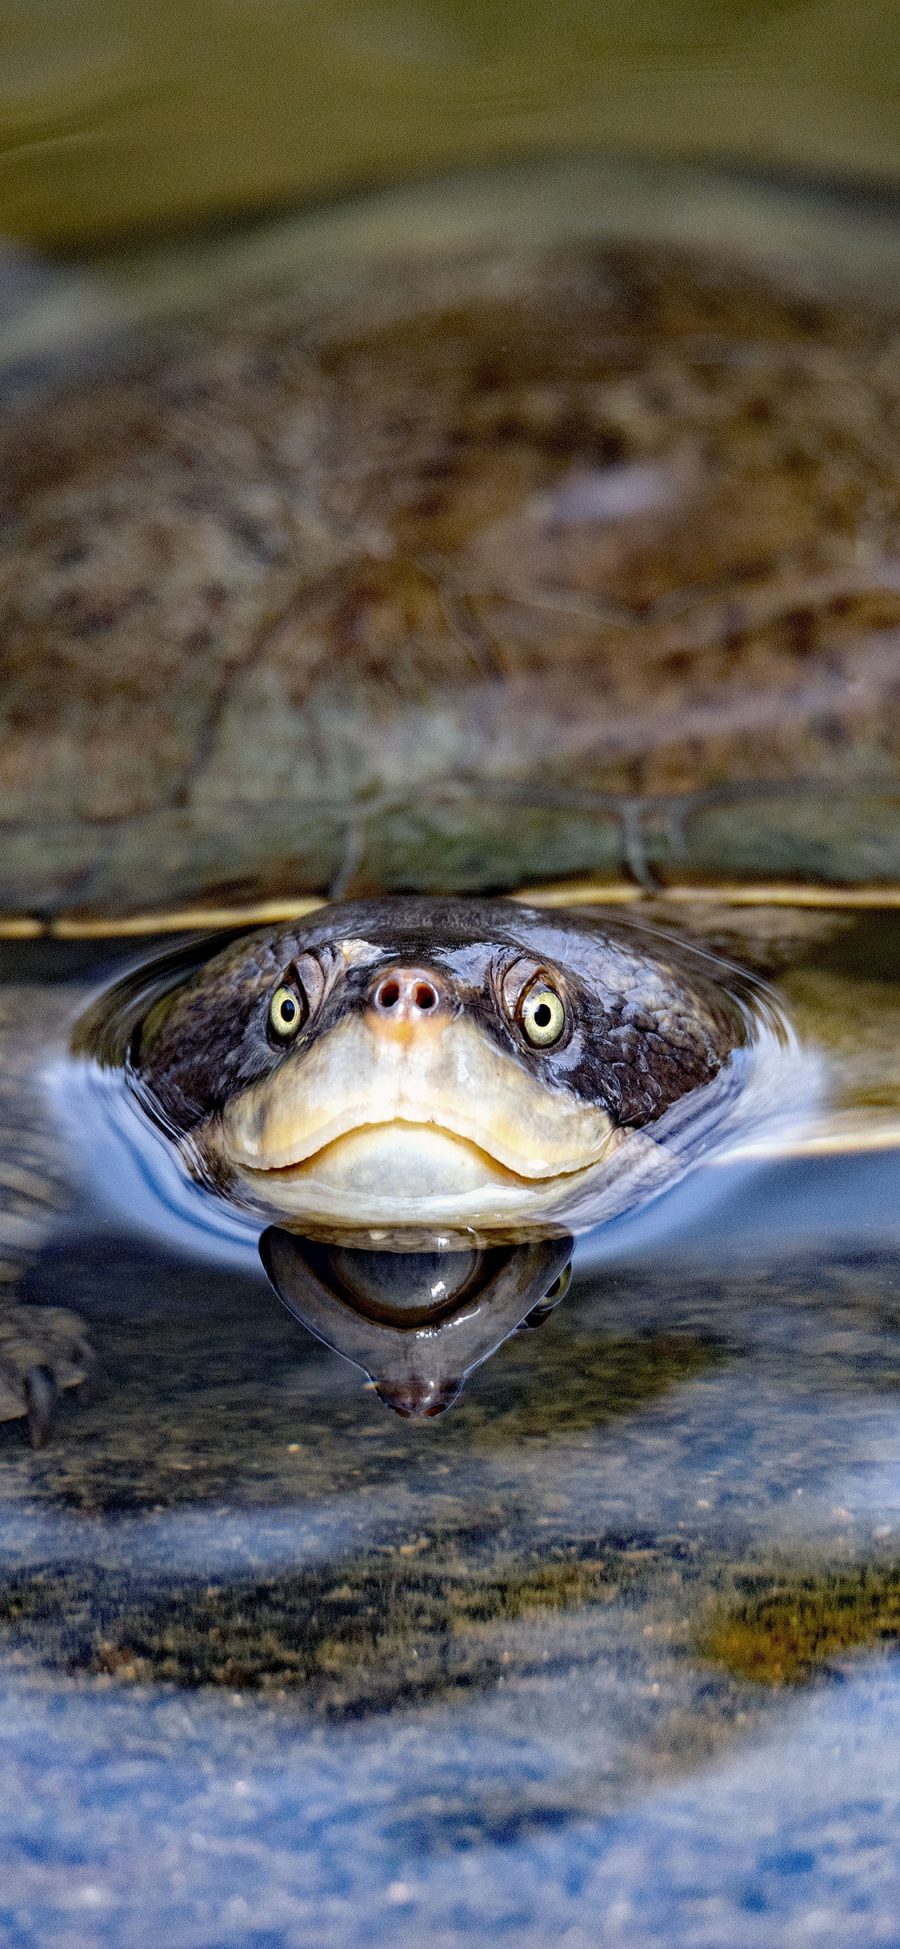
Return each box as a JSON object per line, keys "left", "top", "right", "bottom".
{"left": 373, "top": 969, "right": 442, "bottom": 1015}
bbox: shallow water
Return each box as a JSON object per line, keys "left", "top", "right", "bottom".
{"left": 0, "top": 909, "right": 898, "bottom": 1945}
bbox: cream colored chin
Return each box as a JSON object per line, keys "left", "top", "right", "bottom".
{"left": 220, "top": 1013, "right": 614, "bottom": 1181}
{"left": 233, "top": 1120, "right": 602, "bottom": 1227}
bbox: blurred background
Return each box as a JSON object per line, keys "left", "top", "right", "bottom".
{"left": 3, "top": 0, "right": 899, "bottom": 250}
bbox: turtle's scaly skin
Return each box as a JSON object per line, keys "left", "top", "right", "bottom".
{"left": 2, "top": 240, "right": 899, "bottom": 919}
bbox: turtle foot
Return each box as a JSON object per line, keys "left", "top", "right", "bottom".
{"left": 0, "top": 1303, "right": 93, "bottom": 1445}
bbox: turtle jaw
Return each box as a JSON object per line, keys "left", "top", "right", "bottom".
{"left": 236, "top": 1121, "right": 544, "bottom": 1227}
{"left": 226, "top": 1120, "right": 620, "bottom": 1233}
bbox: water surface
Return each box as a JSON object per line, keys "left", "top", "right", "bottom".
{"left": 0, "top": 910, "right": 898, "bottom": 1944}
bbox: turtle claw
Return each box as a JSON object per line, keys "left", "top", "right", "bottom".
{"left": 0, "top": 1302, "right": 94, "bottom": 1442}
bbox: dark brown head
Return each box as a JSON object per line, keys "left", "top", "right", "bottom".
{"left": 133, "top": 895, "right": 745, "bottom": 1235}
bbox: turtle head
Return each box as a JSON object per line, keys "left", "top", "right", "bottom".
{"left": 133, "top": 895, "right": 746, "bottom": 1238}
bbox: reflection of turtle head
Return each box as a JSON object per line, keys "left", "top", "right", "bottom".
{"left": 260, "top": 1229, "right": 574, "bottom": 1417}
{"left": 135, "top": 896, "right": 746, "bottom": 1236}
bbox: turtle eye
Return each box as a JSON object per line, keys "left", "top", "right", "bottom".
{"left": 544, "top": 1262, "right": 572, "bottom": 1302}
{"left": 268, "top": 981, "right": 307, "bottom": 1041}
{"left": 518, "top": 982, "right": 566, "bottom": 1049}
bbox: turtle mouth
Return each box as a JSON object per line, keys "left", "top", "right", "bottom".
{"left": 227, "top": 1117, "right": 614, "bottom": 1230}
{"left": 241, "top": 1120, "right": 534, "bottom": 1194}
{"left": 234, "top": 1108, "right": 604, "bottom": 1184}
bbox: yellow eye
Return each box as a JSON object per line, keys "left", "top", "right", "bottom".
{"left": 269, "top": 983, "right": 305, "bottom": 1040}
{"left": 518, "top": 982, "right": 566, "bottom": 1048}
{"left": 545, "top": 1262, "right": 572, "bottom": 1303}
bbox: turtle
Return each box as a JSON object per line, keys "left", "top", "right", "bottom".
{"left": 0, "top": 159, "right": 898, "bottom": 1437}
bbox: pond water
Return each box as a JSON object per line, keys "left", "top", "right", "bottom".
{"left": 0, "top": 904, "right": 897, "bottom": 1947}
{"left": 1, "top": 157, "right": 900, "bottom": 1947}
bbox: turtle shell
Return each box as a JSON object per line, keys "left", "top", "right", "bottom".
{"left": 2, "top": 163, "right": 899, "bottom": 927}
